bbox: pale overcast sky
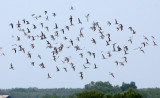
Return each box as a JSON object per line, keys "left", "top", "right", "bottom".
{"left": 0, "top": 0, "right": 160, "bottom": 89}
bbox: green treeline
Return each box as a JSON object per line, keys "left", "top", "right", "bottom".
{"left": 0, "top": 81, "right": 160, "bottom": 98}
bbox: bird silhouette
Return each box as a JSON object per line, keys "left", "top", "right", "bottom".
{"left": 12, "top": 48, "right": 16, "bottom": 53}
{"left": 91, "top": 38, "right": 96, "bottom": 44}
{"left": 115, "top": 19, "right": 118, "bottom": 24}
{"left": 56, "top": 66, "right": 60, "bottom": 72}
{"left": 63, "top": 67, "right": 67, "bottom": 72}
{"left": 9, "top": 23, "right": 13, "bottom": 29}
{"left": 115, "top": 61, "right": 118, "bottom": 66}
{"left": 17, "top": 21, "right": 21, "bottom": 28}
{"left": 78, "top": 18, "right": 82, "bottom": 24}
{"left": 85, "top": 14, "right": 89, "bottom": 22}
{"left": 107, "top": 21, "right": 111, "bottom": 26}
{"left": 102, "top": 54, "right": 107, "bottom": 59}
{"left": 94, "top": 63, "right": 98, "bottom": 69}
{"left": 86, "top": 58, "right": 90, "bottom": 64}
{"left": 48, "top": 73, "right": 51, "bottom": 78}
{"left": 83, "top": 64, "right": 89, "bottom": 69}
{"left": 31, "top": 62, "right": 35, "bottom": 66}
{"left": 153, "top": 41, "right": 158, "bottom": 46}
{"left": 109, "top": 72, "right": 115, "bottom": 78}
{"left": 10, "top": 63, "right": 14, "bottom": 70}
{"left": 70, "top": 6, "right": 74, "bottom": 10}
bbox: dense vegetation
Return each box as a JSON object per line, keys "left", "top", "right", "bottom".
{"left": 75, "top": 88, "right": 142, "bottom": 98}
{"left": 0, "top": 81, "right": 160, "bottom": 98}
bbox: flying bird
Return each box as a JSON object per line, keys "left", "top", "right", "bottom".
{"left": 48, "top": 73, "right": 51, "bottom": 78}
{"left": 10, "top": 63, "right": 14, "bottom": 70}
{"left": 109, "top": 72, "right": 115, "bottom": 78}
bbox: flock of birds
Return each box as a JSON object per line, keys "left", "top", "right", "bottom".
{"left": 0, "top": 6, "right": 158, "bottom": 80}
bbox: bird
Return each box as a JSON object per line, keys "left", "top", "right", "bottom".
{"left": 22, "top": 19, "right": 26, "bottom": 24}
{"left": 115, "top": 19, "right": 118, "bottom": 24}
{"left": 40, "top": 23, "right": 44, "bottom": 28}
{"left": 141, "top": 42, "right": 146, "bottom": 47}
{"left": 102, "top": 54, "right": 107, "bottom": 59}
{"left": 50, "top": 35, "right": 55, "bottom": 41}
{"left": 31, "top": 62, "right": 35, "bottom": 66}
{"left": 52, "top": 13, "right": 56, "bottom": 17}
{"left": 86, "top": 58, "right": 90, "bottom": 64}
{"left": 109, "top": 72, "right": 115, "bottom": 78}
{"left": 63, "top": 67, "right": 67, "bottom": 72}
{"left": 69, "top": 39, "right": 73, "bottom": 46}
{"left": 87, "top": 51, "right": 92, "bottom": 56}
{"left": 9, "top": 23, "right": 13, "bottom": 29}
{"left": 107, "top": 51, "right": 111, "bottom": 57}
{"left": 30, "top": 44, "right": 35, "bottom": 49}
{"left": 45, "top": 26, "right": 49, "bottom": 32}
{"left": 38, "top": 54, "right": 41, "bottom": 59}
{"left": 123, "top": 57, "right": 127, "bottom": 63}
{"left": 85, "top": 14, "right": 90, "bottom": 22}
{"left": 10, "top": 63, "right": 14, "bottom": 70}
{"left": 17, "top": 36, "right": 20, "bottom": 41}
{"left": 76, "top": 37, "right": 80, "bottom": 41}
{"left": 21, "top": 48, "right": 25, "bottom": 53}
{"left": 46, "top": 16, "right": 49, "bottom": 21}
{"left": 12, "top": 48, "right": 16, "bottom": 53}
{"left": 78, "top": 18, "right": 82, "bottom": 24}
{"left": 79, "top": 28, "right": 84, "bottom": 37}
{"left": 0, "top": 53, "right": 5, "bottom": 56}
{"left": 54, "top": 23, "right": 58, "bottom": 29}
{"left": 94, "top": 63, "right": 98, "bottom": 69}
{"left": 27, "top": 52, "right": 31, "bottom": 58}
{"left": 139, "top": 47, "right": 145, "bottom": 53}
{"left": 32, "top": 14, "right": 35, "bottom": 17}
{"left": 56, "top": 66, "right": 60, "bottom": 72}
{"left": 124, "top": 50, "right": 128, "bottom": 55}
{"left": 26, "top": 21, "right": 30, "bottom": 24}
{"left": 79, "top": 53, "right": 83, "bottom": 58}
{"left": 107, "top": 21, "right": 111, "bottom": 26}
{"left": 79, "top": 72, "right": 83, "bottom": 80}
{"left": 119, "top": 24, "right": 123, "bottom": 31}
{"left": 151, "top": 36, "right": 155, "bottom": 40}
{"left": 27, "top": 28, "right": 30, "bottom": 33}
{"left": 119, "top": 62, "right": 124, "bottom": 66}
{"left": 143, "top": 35, "right": 149, "bottom": 41}
{"left": 128, "top": 27, "right": 133, "bottom": 31}
{"left": 17, "top": 20, "right": 21, "bottom": 28}
{"left": 115, "top": 61, "right": 118, "bottom": 66}
{"left": 106, "top": 41, "right": 110, "bottom": 46}
{"left": 61, "top": 29, "right": 64, "bottom": 34}
{"left": 39, "top": 62, "right": 45, "bottom": 68}
{"left": 91, "top": 38, "right": 96, "bottom": 44}
{"left": 72, "top": 66, "right": 75, "bottom": 71}
{"left": 69, "top": 15, "right": 73, "bottom": 26}
{"left": 83, "top": 65, "right": 89, "bottom": 69}
{"left": 65, "top": 26, "right": 69, "bottom": 31}
{"left": 70, "top": 6, "right": 74, "bottom": 10}
{"left": 128, "top": 38, "right": 133, "bottom": 44}
{"left": 153, "top": 41, "right": 158, "bottom": 46}
{"left": 117, "top": 45, "right": 122, "bottom": 51}
{"left": 44, "top": 11, "right": 47, "bottom": 15}
{"left": 33, "top": 24, "right": 37, "bottom": 29}
{"left": 92, "top": 53, "right": 95, "bottom": 59}
{"left": 63, "top": 36, "right": 67, "bottom": 40}
{"left": 132, "top": 30, "right": 136, "bottom": 34}
{"left": 48, "top": 73, "right": 51, "bottom": 78}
